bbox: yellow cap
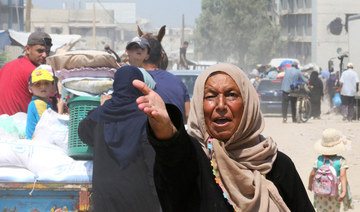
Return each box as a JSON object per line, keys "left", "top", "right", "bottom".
{"left": 29, "top": 67, "right": 54, "bottom": 86}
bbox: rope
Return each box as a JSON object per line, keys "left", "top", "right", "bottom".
{"left": 29, "top": 178, "right": 38, "bottom": 196}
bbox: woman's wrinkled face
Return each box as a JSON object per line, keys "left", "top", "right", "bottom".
{"left": 203, "top": 72, "right": 244, "bottom": 141}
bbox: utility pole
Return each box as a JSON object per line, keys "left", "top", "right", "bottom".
{"left": 92, "top": 2, "right": 96, "bottom": 49}
{"left": 25, "top": 0, "right": 31, "bottom": 32}
{"left": 181, "top": 14, "right": 184, "bottom": 45}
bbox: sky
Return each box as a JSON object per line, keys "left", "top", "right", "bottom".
{"left": 31, "top": 0, "right": 202, "bottom": 28}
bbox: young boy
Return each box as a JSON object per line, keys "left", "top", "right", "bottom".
{"left": 125, "top": 36, "right": 150, "bottom": 67}
{"left": 25, "top": 66, "right": 55, "bottom": 139}
{"left": 101, "top": 36, "right": 154, "bottom": 105}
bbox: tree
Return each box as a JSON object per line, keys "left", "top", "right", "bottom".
{"left": 194, "top": 0, "right": 283, "bottom": 69}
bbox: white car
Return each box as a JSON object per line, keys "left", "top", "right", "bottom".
{"left": 269, "top": 58, "right": 301, "bottom": 68}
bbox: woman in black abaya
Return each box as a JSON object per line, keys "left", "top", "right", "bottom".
{"left": 78, "top": 65, "right": 160, "bottom": 211}
{"left": 309, "top": 71, "right": 324, "bottom": 119}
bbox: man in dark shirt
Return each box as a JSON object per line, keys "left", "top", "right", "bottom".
{"left": 179, "top": 41, "right": 196, "bottom": 70}
{"left": 143, "top": 38, "right": 190, "bottom": 123}
{"left": 280, "top": 62, "right": 307, "bottom": 123}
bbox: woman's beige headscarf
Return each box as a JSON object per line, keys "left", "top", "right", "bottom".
{"left": 187, "top": 63, "right": 290, "bottom": 212}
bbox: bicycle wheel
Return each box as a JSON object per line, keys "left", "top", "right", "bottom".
{"left": 299, "top": 98, "right": 311, "bottom": 122}
{"left": 295, "top": 99, "right": 301, "bottom": 123}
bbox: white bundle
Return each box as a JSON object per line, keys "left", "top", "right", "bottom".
{"left": 32, "top": 108, "right": 69, "bottom": 151}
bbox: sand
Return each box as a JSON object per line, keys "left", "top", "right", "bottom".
{"left": 262, "top": 105, "right": 360, "bottom": 210}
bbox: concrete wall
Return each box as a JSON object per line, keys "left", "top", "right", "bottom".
{"left": 85, "top": 2, "right": 136, "bottom": 24}
{"left": 24, "top": 7, "right": 193, "bottom": 69}
{"left": 30, "top": 8, "right": 128, "bottom": 51}
{"left": 277, "top": 0, "right": 359, "bottom": 70}
{"left": 31, "top": 9, "right": 114, "bottom": 31}
{"left": 0, "top": 0, "right": 24, "bottom": 31}
{"left": 313, "top": 0, "right": 360, "bottom": 71}
{"left": 348, "top": 15, "right": 360, "bottom": 71}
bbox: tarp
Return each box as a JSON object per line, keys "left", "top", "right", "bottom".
{"left": 0, "top": 30, "right": 11, "bottom": 51}
{"left": 1, "top": 30, "right": 81, "bottom": 52}
{"left": 278, "top": 60, "right": 293, "bottom": 70}
{"left": 269, "top": 58, "right": 300, "bottom": 68}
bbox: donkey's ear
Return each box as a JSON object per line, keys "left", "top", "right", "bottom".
{"left": 137, "top": 25, "right": 144, "bottom": 37}
{"left": 157, "top": 25, "right": 166, "bottom": 42}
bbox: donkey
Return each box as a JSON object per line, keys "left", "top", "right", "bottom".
{"left": 137, "top": 25, "right": 168, "bottom": 70}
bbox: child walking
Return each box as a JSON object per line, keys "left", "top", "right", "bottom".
{"left": 308, "top": 128, "right": 353, "bottom": 212}
{"left": 25, "top": 66, "right": 55, "bottom": 139}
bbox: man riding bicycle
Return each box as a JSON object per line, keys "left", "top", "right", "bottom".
{"left": 281, "top": 61, "right": 308, "bottom": 123}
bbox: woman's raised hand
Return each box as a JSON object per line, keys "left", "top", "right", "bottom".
{"left": 133, "top": 79, "right": 177, "bottom": 140}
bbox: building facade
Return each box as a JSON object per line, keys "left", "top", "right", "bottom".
{"left": 277, "top": 0, "right": 360, "bottom": 70}
{"left": 30, "top": 6, "right": 136, "bottom": 53}
{"left": 0, "top": 1, "right": 195, "bottom": 69}
{"left": 0, "top": 0, "right": 24, "bottom": 31}
{"left": 29, "top": 3, "right": 194, "bottom": 69}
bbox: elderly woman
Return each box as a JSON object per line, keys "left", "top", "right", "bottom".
{"left": 133, "top": 63, "right": 314, "bottom": 211}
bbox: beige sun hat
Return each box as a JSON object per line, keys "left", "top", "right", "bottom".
{"left": 314, "top": 128, "right": 350, "bottom": 155}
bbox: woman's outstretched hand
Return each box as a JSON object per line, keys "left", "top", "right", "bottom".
{"left": 133, "top": 79, "right": 177, "bottom": 140}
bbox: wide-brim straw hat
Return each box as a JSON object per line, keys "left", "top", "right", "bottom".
{"left": 314, "top": 128, "right": 349, "bottom": 155}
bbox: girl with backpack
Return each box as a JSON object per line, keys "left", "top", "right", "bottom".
{"left": 308, "top": 128, "right": 354, "bottom": 211}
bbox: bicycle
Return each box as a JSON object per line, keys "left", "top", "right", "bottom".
{"left": 289, "top": 83, "right": 312, "bottom": 123}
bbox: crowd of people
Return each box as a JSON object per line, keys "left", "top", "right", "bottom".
{"left": 0, "top": 30, "right": 357, "bottom": 211}
{"left": 249, "top": 60, "right": 359, "bottom": 124}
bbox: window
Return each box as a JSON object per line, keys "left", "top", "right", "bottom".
{"left": 297, "top": 0, "right": 304, "bottom": 10}
{"left": 35, "top": 27, "right": 44, "bottom": 32}
{"left": 51, "top": 27, "right": 63, "bottom": 34}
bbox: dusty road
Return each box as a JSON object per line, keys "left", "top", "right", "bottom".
{"left": 262, "top": 110, "right": 360, "bottom": 210}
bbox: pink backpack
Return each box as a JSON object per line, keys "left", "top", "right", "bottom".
{"left": 312, "top": 157, "right": 339, "bottom": 197}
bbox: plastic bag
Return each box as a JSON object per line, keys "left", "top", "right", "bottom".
{"left": 0, "top": 140, "right": 24, "bottom": 167}
{"left": 333, "top": 92, "right": 342, "bottom": 107}
{"left": 32, "top": 108, "right": 69, "bottom": 151}
{"left": 0, "top": 167, "right": 35, "bottom": 182}
{"left": 0, "top": 113, "right": 27, "bottom": 139}
{"left": 0, "top": 139, "right": 74, "bottom": 173}
{"left": 37, "top": 160, "right": 93, "bottom": 183}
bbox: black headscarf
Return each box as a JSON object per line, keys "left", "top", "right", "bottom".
{"left": 309, "top": 71, "right": 320, "bottom": 85}
{"left": 87, "top": 65, "right": 148, "bottom": 167}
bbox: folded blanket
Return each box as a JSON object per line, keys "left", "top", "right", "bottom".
{"left": 55, "top": 67, "right": 117, "bottom": 81}
{"left": 62, "top": 77, "right": 114, "bottom": 96}
{"left": 46, "top": 50, "right": 120, "bottom": 70}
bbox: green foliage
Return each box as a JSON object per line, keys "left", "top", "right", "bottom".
{"left": 194, "top": 0, "right": 283, "bottom": 69}
{"left": 0, "top": 51, "right": 9, "bottom": 69}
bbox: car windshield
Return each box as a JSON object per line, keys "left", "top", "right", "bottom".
{"left": 257, "top": 80, "right": 282, "bottom": 91}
